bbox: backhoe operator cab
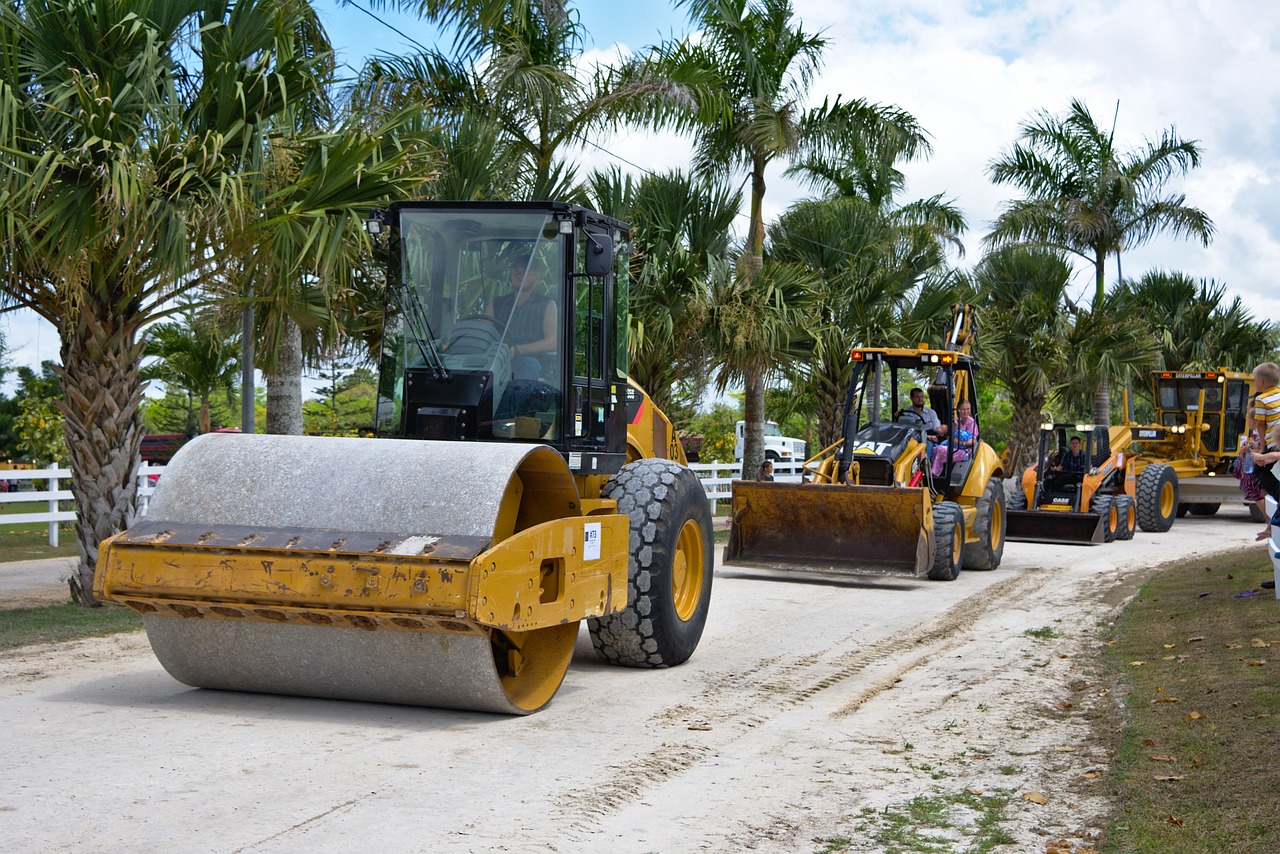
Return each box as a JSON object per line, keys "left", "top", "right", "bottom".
{"left": 832, "top": 348, "right": 982, "bottom": 493}
{"left": 375, "top": 201, "right": 631, "bottom": 476}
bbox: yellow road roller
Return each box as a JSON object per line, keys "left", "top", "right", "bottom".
{"left": 95, "top": 201, "right": 714, "bottom": 714}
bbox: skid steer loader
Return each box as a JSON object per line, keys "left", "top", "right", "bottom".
{"left": 725, "top": 305, "right": 1006, "bottom": 581}
{"left": 1005, "top": 424, "right": 1138, "bottom": 545}
{"left": 94, "top": 201, "right": 715, "bottom": 715}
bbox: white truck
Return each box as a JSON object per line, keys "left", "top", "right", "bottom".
{"left": 734, "top": 420, "right": 807, "bottom": 463}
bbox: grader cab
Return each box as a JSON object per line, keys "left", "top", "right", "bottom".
{"left": 95, "top": 201, "right": 715, "bottom": 715}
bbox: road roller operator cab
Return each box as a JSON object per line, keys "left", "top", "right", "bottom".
{"left": 372, "top": 201, "right": 633, "bottom": 477}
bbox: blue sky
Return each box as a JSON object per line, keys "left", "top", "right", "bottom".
{"left": 5, "top": 0, "right": 1280, "bottom": 388}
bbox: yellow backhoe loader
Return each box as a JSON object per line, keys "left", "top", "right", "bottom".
{"left": 725, "top": 305, "right": 1007, "bottom": 581}
{"left": 94, "top": 201, "right": 715, "bottom": 715}
{"left": 1005, "top": 424, "right": 1138, "bottom": 545}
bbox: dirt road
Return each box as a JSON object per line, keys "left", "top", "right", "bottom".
{"left": 1, "top": 508, "right": 1272, "bottom": 853}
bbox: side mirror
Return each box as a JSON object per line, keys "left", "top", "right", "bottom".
{"left": 584, "top": 232, "right": 613, "bottom": 277}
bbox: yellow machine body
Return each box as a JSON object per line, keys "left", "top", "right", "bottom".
{"left": 726, "top": 305, "right": 1007, "bottom": 580}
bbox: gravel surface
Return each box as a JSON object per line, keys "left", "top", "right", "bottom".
{"left": 1, "top": 507, "right": 1272, "bottom": 853}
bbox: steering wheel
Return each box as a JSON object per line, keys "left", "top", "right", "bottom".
{"left": 895, "top": 409, "right": 926, "bottom": 427}
{"left": 445, "top": 314, "right": 503, "bottom": 355}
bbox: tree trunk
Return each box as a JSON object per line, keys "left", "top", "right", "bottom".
{"left": 265, "top": 316, "right": 304, "bottom": 435}
{"left": 1011, "top": 395, "right": 1046, "bottom": 475}
{"left": 59, "top": 307, "right": 145, "bottom": 606}
{"left": 742, "top": 367, "right": 766, "bottom": 482}
{"left": 198, "top": 396, "right": 211, "bottom": 434}
{"left": 1091, "top": 377, "right": 1111, "bottom": 427}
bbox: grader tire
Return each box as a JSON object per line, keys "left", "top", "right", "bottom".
{"left": 1188, "top": 503, "right": 1220, "bottom": 517}
{"left": 1176, "top": 503, "right": 1191, "bottom": 518}
{"left": 1004, "top": 478, "right": 1028, "bottom": 511}
{"left": 928, "top": 501, "right": 966, "bottom": 581}
{"left": 1090, "top": 494, "right": 1117, "bottom": 543}
{"left": 588, "top": 459, "right": 714, "bottom": 668}
{"left": 1113, "top": 495, "right": 1137, "bottom": 540}
{"left": 1137, "top": 463, "right": 1179, "bottom": 533}
{"left": 1249, "top": 502, "right": 1268, "bottom": 523}
{"left": 965, "top": 478, "right": 1006, "bottom": 570}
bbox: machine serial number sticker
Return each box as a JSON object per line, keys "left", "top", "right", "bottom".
{"left": 583, "top": 522, "right": 601, "bottom": 561}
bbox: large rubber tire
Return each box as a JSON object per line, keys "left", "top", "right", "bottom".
{"left": 1176, "top": 503, "right": 1191, "bottom": 518}
{"left": 928, "top": 501, "right": 966, "bottom": 581}
{"left": 1188, "top": 503, "right": 1220, "bottom": 517}
{"left": 1249, "top": 502, "right": 1268, "bottom": 523}
{"left": 1004, "top": 478, "right": 1028, "bottom": 511}
{"left": 1090, "top": 494, "right": 1117, "bottom": 543}
{"left": 965, "top": 478, "right": 1006, "bottom": 570}
{"left": 1113, "top": 494, "right": 1136, "bottom": 540}
{"left": 1136, "top": 463, "right": 1179, "bottom": 533}
{"left": 588, "top": 459, "right": 714, "bottom": 668}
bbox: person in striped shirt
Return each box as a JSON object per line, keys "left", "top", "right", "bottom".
{"left": 1249, "top": 362, "right": 1280, "bottom": 537}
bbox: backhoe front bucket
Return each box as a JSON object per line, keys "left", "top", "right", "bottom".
{"left": 1005, "top": 510, "right": 1105, "bottom": 545}
{"left": 724, "top": 480, "right": 931, "bottom": 577}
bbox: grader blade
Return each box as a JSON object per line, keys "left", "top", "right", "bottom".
{"left": 724, "top": 481, "right": 931, "bottom": 578}
{"left": 95, "top": 433, "right": 628, "bottom": 715}
{"left": 1005, "top": 510, "right": 1105, "bottom": 545}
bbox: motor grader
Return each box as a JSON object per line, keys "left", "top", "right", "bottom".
{"left": 725, "top": 305, "right": 1006, "bottom": 581}
{"left": 1122, "top": 367, "right": 1258, "bottom": 521}
{"left": 1005, "top": 424, "right": 1139, "bottom": 545}
{"left": 94, "top": 200, "right": 715, "bottom": 715}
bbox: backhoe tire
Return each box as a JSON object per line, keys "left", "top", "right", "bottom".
{"left": 1090, "top": 494, "right": 1117, "bottom": 543}
{"left": 1136, "top": 463, "right": 1179, "bottom": 533}
{"left": 1188, "top": 503, "right": 1220, "bottom": 517}
{"left": 928, "top": 501, "right": 965, "bottom": 581}
{"left": 1113, "top": 495, "right": 1136, "bottom": 540}
{"left": 1004, "top": 478, "right": 1027, "bottom": 511}
{"left": 965, "top": 478, "right": 1006, "bottom": 570}
{"left": 588, "top": 459, "right": 714, "bottom": 668}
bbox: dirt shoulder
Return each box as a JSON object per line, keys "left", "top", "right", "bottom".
{"left": 0, "top": 511, "right": 1270, "bottom": 853}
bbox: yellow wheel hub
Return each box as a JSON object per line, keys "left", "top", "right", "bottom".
{"left": 672, "top": 518, "right": 705, "bottom": 622}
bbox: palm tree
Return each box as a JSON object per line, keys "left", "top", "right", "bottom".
{"left": 0, "top": 1, "right": 432, "bottom": 603}
{"left": 985, "top": 98, "right": 1214, "bottom": 423}
{"left": 354, "top": 0, "right": 629, "bottom": 201}
{"left": 703, "top": 261, "right": 819, "bottom": 474}
{"left": 771, "top": 196, "right": 960, "bottom": 449}
{"left": 584, "top": 167, "right": 741, "bottom": 414}
{"left": 141, "top": 311, "right": 241, "bottom": 436}
{"left": 625, "top": 0, "right": 929, "bottom": 478}
{"left": 1121, "top": 271, "right": 1277, "bottom": 372}
{"left": 971, "top": 246, "right": 1075, "bottom": 467}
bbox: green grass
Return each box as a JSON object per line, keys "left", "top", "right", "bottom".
{"left": 0, "top": 601, "right": 143, "bottom": 650}
{"left": 1101, "top": 548, "right": 1280, "bottom": 853}
{"left": 818, "top": 789, "right": 1014, "bottom": 854}
{"left": 0, "top": 499, "right": 79, "bottom": 562}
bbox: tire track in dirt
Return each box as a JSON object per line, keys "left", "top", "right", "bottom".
{"left": 552, "top": 568, "right": 1054, "bottom": 836}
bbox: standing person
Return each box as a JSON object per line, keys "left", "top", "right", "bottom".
{"left": 931, "top": 399, "right": 977, "bottom": 476}
{"left": 758, "top": 459, "right": 774, "bottom": 481}
{"left": 1249, "top": 362, "right": 1280, "bottom": 520}
{"left": 1234, "top": 402, "right": 1268, "bottom": 540}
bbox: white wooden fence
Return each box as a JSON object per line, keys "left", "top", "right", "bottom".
{"left": 0, "top": 464, "right": 163, "bottom": 547}
{"left": 0, "top": 458, "right": 792, "bottom": 547}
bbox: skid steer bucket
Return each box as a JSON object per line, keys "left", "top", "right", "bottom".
{"left": 1005, "top": 510, "right": 1105, "bottom": 545}
{"left": 96, "top": 433, "right": 629, "bottom": 714}
{"left": 724, "top": 481, "right": 932, "bottom": 577}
